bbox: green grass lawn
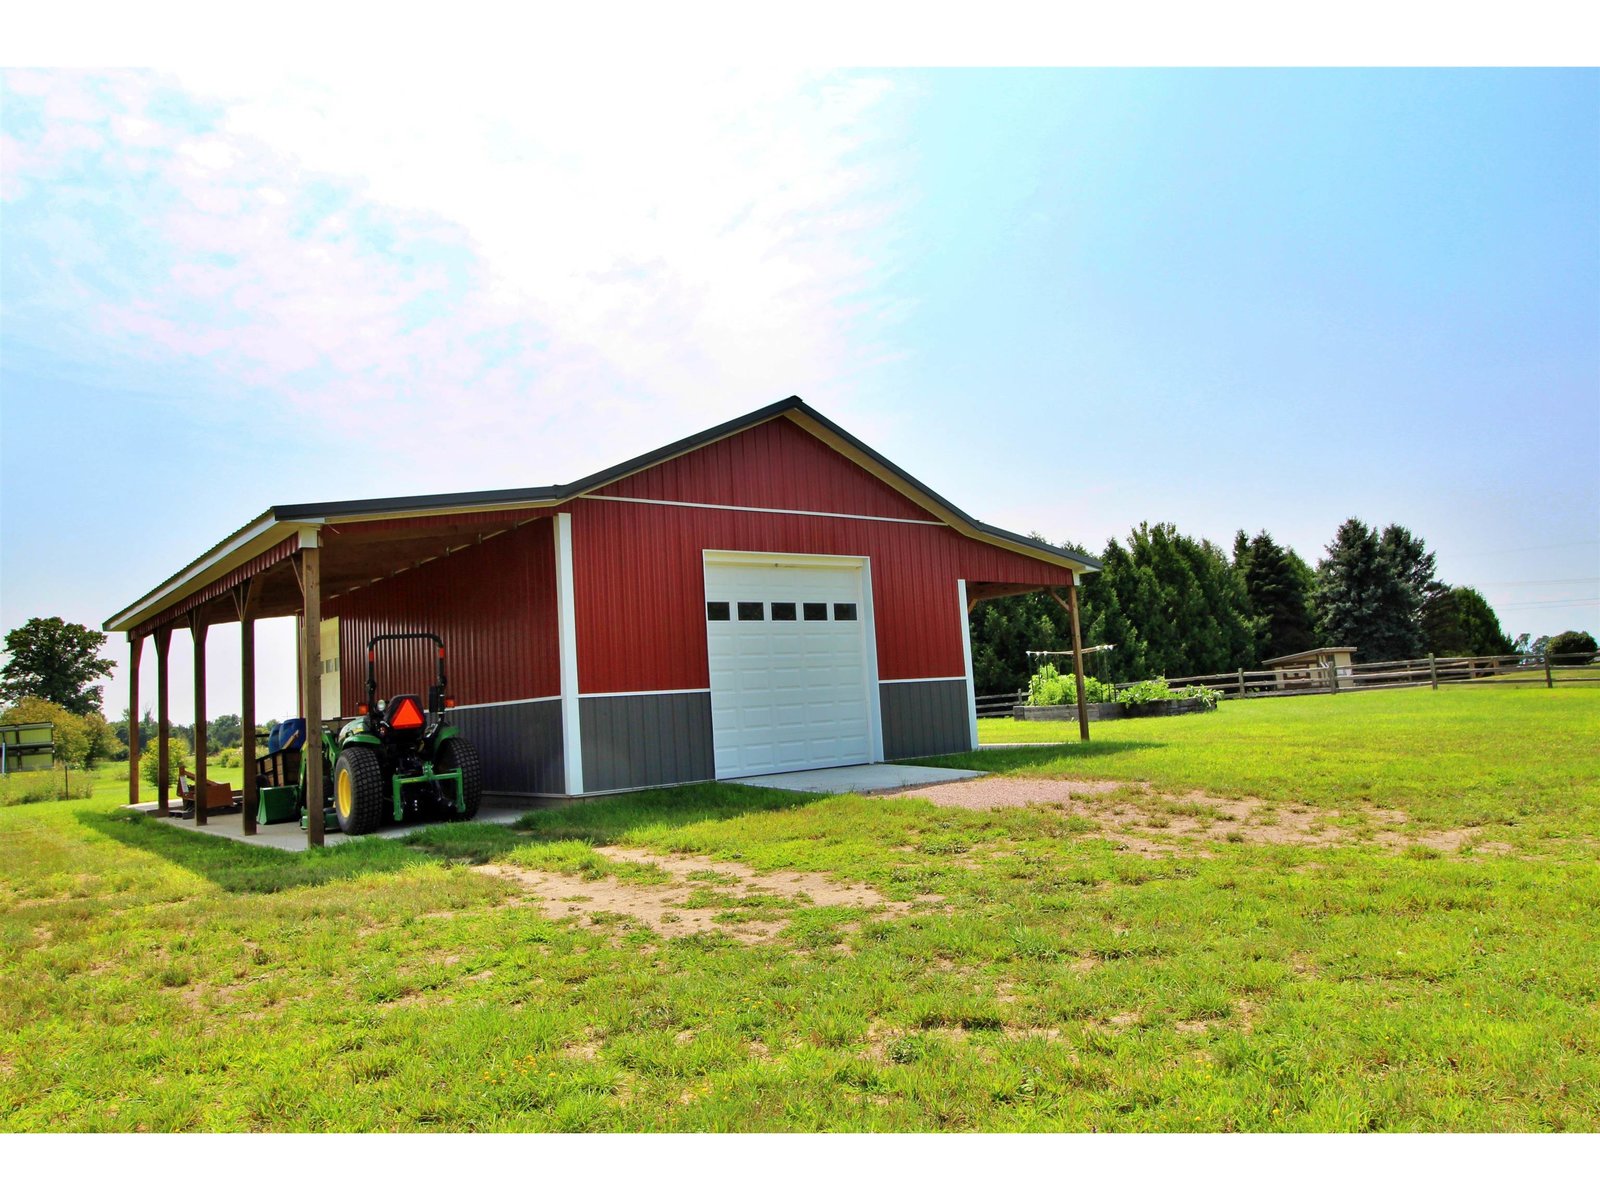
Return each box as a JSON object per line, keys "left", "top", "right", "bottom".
{"left": 2, "top": 687, "right": 1596, "bottom": 1131}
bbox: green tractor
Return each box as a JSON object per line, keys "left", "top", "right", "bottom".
{"left": 324, "top": 632, "right": 482, "bottom": 835}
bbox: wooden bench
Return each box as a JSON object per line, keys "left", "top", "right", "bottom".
{"left": 177, "top": 768, "right": 240, "bottom": 813}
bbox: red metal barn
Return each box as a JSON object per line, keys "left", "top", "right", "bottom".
{"left": 106, "top": 398, "right": 1099, "bottom": 836}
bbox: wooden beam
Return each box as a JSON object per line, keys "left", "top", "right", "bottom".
{"left": 301, "top": 545, "right": 325, "bottom": 847}
{"left": 127, "top": 633, "right": 143, "bottom": 809}
{"left": 191, "top": 611, "right": 209, "bottom": 826}
{"left": 236, "top": 581, "right": 258, "bottom": 836}
{"left": 155, "top": 625, "right": 172, "bottom": 815}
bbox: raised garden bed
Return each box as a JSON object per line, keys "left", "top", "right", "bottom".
{"left": 1013, "top": 698, "right": 1213, "bottom": 721}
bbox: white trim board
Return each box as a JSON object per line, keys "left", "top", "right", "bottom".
{"left": 449, "top": 695, "right": 561, "bottom": 712}
{"left": 703, "top": 548, "right": 875, "bottom": 570}
{"left": 579, "top": 688, "right": 712, "bottom": 700}
{"left": 553, "top": 513, "right": 584, "bottom": 796}
{"left": 958, "top": 579, "right": 979, "bottom": 752}
{"left": 584, "top": 493, "right": 943, "bottom": 527}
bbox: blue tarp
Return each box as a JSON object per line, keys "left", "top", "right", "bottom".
{"left": 269, "top": 719, "right": 306, "bottom": 754}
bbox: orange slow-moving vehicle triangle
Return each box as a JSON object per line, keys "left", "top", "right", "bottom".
{"left": 389, "top": 697, "right": 425, "bottom": 730}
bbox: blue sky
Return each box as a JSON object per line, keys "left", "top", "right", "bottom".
{"left": 2, "top": 67, "right": 1596, "bottom": 721}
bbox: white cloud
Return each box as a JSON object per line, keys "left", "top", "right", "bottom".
{"left": 4, "top": 66, "right": 912, "bottom": 488}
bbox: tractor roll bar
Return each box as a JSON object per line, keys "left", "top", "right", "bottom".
{"left": 365, "top": 633, "right": 448, "bottom": 716}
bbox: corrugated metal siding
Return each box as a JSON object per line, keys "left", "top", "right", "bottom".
{"left": 880, "top": 679, "right": 973, "bottom": 759}
{"left": 571, "top": 500, "right": 1068, "bottom": 695}
{"left": 328, "top": 518, "right": 559, "bottom": 713}
{"left": 448, "top": 699, "right": 564, "bottom": 795}
{"left": 594, "top": 416, "right": 938, "bottom": 521}
{"left": 579, "top": 692, "right": 715, "bottom": 792}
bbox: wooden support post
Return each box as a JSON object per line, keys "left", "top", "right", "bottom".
{"left": 155, "top": 626, "right": 172, "bottom": 815}
{"left": 1327, "top": 659, "right": 1339, "bottom": 694}
{"left": 235, "top": 582, "right": 258, "bottom": 836}
{"left": 1237, "top": 666, "right": 1246, "bottom": 699}
{"left": 1429, "top": 654, "right": 1438, "bottom": 690}
{"left": 301, "top": 543, "right": 325, "bottom": 847}
{"left": 191, "top": 612, "right": 209, "bottom": 826}
{"left": 188, "top": 620, "right": 209, "bottom": 825}
{"left": 1545, "top": 652, "right": 1554, "bottom": 689}
{"left": 127, "top": 633, "right": 143, "bottom": 808}
{"left": 1066, "top": 578, "right": 1089, "bottom": 743}
{"left": 1045, "top": 581, "right": 1092, "bottom": 743}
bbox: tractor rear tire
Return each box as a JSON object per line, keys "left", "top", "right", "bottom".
{"left": 437, "top": 737, "right": 482, "bottom": 821}
{"left": 333, "top": 746, "right": 385, "bottom": 835}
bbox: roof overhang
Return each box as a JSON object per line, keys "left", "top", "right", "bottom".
{"left": 103, "top": 515, "right": 312, "bottom": 634}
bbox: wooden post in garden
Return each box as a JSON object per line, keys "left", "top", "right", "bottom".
{"left": 155, "top": 625, "right": 172, "bottom": 815}
{"left": 1046, "top": 580, "right": 1091, "bottom": 744}
{"left": 1429, "top": 654, "right": 1438, "bottom": 690}
{"left": 191, "top": 611, "right": 208, "bottom": 827}
{"left": 127, "top": 633, "right": 142, "bottom": 808}
{"left": 300, "top": 538, "right": 325, "bottom": 847}
{"left": 235, "top": 581, "right": 258, "bottom": 836}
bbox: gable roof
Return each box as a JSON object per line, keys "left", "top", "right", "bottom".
{"left": 105, "top": 397, "right": 1099, "bottom": 632}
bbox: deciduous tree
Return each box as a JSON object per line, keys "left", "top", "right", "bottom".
{"left": 0, "top": 618, "right": 117, "bottom": 716}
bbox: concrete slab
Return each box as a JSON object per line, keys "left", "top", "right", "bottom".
{"left": 733, "top": 763, "right": 982, "bottom": 795}
{"left": 121, "top": 802, "right": 527, "bottom": 852}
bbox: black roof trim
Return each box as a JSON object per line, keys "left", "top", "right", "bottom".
{"left": 270, "top": 396, "right": 1101, "bottom": 571}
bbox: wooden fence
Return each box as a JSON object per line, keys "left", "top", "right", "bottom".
{"left": 976, "top": 651, "right": 1600, "bottom": 715}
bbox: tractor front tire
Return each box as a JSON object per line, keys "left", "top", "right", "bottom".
{"left": 437, "top": 737, "right": 482, "bottom": 821}
{"left": 333, "top": 746, "right": 385, "bottom": 835}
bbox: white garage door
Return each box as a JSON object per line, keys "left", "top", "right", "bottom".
{"left": 705, "top": 557, "right": 874, "bottom": 778}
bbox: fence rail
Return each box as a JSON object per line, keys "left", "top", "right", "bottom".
{"left": 979, "top": 651, "right": 1599, "bottom": 715}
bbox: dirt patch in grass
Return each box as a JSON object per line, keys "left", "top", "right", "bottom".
{"left": 600, "top": 847, "right": 903, "bottom": 911}
{"left": 890, "top": 777, "right": 1512, "bottom": 858}
{"left": 887, "top": 776, "right": 1127, "bottom": 811}
{"left": 475, "top": 847, "right": 918, "bottom": 944}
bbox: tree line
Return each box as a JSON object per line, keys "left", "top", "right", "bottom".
{"left": 971, "top": 518, "right": 1541, "bottom": 694}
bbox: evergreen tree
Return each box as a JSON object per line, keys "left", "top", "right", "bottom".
{"left": 1450, "top": 587, "right": 1513, "bottom": 656}
{"left": 1231, "top": 530, "right": 1252, "bottom": 576}
{"left": 1084, "top": 585, "right": 1149, "bottom": 684}
{"left": 1376, "top": 524, "right": 1434, "bottom": 659}
{"left": 1078, "top": 524, "right": 1255, "bottom": 679}
{"left": 1241, "top": 531, "right": 1316, "bottom": 663}
{"left": 968, "top": 589, "right": 1071, "bottom": 694}
{"left": 1315, "top": 519, "right": 1428, "bottom": 661}
{"left": 1314, "top": 519, "right": 1386, "bottom": 657}
{"left": 1419, "top": 583, "right": 1463, "bottom": 655}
